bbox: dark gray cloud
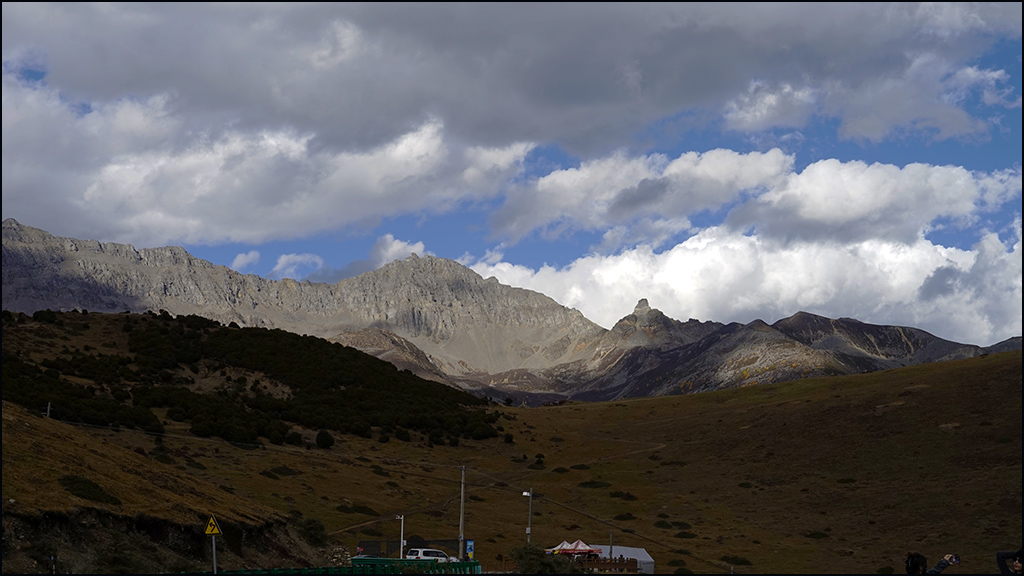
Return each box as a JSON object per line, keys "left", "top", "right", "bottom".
{"left": 4, "top": 3, "right": 1018, "bottom": 156}
{"left": 918, "top": 265, "right": 964, "bottom": 301}
{"left": 609, "top": 178, "right": 671, "bottom": 220}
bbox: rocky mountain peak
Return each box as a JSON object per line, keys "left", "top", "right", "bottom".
{"left": 4, "top": 221, "right": 1016, "bottom": 402}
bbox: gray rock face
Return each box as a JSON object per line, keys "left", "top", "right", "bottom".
{"left": 330, "top": 254, "right": 606, "bottom": 375}
{"left": 3, "top": 219, "right": 1017, "bottom": 400}
{"left": 1, "top": 219, "right": 604, "bottom": 379}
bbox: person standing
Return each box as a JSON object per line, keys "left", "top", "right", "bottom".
{"left": 995, "top": 549, "right": 1023, "bottom": 574}
{"left": 906, "top": 552, "right": 957, "bottom": 574}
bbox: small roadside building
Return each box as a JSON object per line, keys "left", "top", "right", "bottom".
{"left": 592, "top": 544, "right": 655, "bottom": 574}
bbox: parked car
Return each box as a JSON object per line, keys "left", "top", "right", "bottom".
{"left": 405, "top": 548, "right": 457, "bottom": 563}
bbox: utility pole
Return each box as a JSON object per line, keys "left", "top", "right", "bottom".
{"left": 458, "top": 466, "right": 466, "bottom": 560}
{"left": 522, "top": 488, "right": 533, "bottom": 544}
{"left": 396, "top": 515, "right": 405, "bottom": 559}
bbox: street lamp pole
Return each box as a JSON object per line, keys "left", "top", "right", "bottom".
{"left": 522, "top": 489, "right": 533, "bottom": 544}
{"left": 458, "top": 466, "right": 466, "bottom": 560}
{"left": 396, "top": 515, "right": 405, "bottom": 559}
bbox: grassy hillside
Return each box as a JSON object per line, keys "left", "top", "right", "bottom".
{"left": 2, "top": 310, "right": 1021, "bottom": 573}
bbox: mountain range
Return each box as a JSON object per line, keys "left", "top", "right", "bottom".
{"left": 3, "top": 218, "right": 1019, "bottom": 401}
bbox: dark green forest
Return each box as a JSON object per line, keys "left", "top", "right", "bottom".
{"left": 2, "top": 310, "right": 501, "bottom": 446}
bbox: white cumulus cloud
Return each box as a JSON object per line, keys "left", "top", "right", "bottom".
{"left": 471, "top": 222, "right": 1021, "bottom": 347}
{"left": 270, "top": 253, "right": 325, "bottom": 280}
{"left": 724, "top": 81, "right": 818, "bottom": 132}
{"left": 368, "top": 234, "right": 430, "bottom": 267}
{"left": 230, "top": 250, "right": 260, "bottom": 272}
{"left": 492, "top": 148, "right": 792, "bottom": 246}
{"left": 729, "top": 161, "right": 1022, "bottom": 244}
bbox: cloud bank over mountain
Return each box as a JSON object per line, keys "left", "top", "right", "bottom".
{"left": 2, "top": 3, "right": 1020, "bottom": 347}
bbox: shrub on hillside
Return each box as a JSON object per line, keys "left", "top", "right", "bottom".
{"left": 316, "top": 430, "right": 335, "bottom": 449}
{"left": 59, "top": 475, "right": 121, "bottom": 505}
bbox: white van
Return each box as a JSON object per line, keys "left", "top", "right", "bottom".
{"left": 405, "top": 548, "right": 457, "bottom": 563}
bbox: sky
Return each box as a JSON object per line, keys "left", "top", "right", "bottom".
{"left": 2, "top": 3, "right": 1021, "bottom": 346}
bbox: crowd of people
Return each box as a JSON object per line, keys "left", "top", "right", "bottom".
{"left": 904, "top": 548, "right": 1022, "bottom": 574}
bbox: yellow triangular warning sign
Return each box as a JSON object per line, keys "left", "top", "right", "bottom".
{"left": 205, "top": 515, "right": 221, "bottom": 536}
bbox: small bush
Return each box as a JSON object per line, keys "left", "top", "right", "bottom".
{"left": 613, "top": 513, "right": 636, "bottom": 521}
{"left": 578, "top": 480, "right": 611, "bottom": 489}
{"left": 58, "top": 475, "right": 121, "bottom": 505}
{"left": 805, "top": 531, "right": 830, "bottom": 539}
{"left": 33, "top": 309, "right": 59, "bottom": 324}
{"left": 674, "top": 531, "right": 697, "bottom": 539}
{"left": 720, "top": 555, "right": 752, "bottom": 566}
{"left": 569, "top": 464, "right": 590, "bottom": 470}
{"left": 299, "top": 518, "right": 328, "bottom": 546}
{"left": 654, "top": 520, "right": 673, "bottom": 529}
{"left": 316, "top": 430, "right": 335, "bottom": 449}
{"left": 336, "top": 504, "right": 379, "bottom": 516}
{"left": 552, "top": 467, "right": 569, "bottom": 473}
{"left": 270, "top": 466, "right": 301, "bottom": 476}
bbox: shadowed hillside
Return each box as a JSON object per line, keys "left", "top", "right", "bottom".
{"left": 2, "top": 310, "right": 1020, "bottom": 573}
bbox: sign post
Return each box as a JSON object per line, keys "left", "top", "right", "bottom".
{"left": 205, "top": 515, "right": 222, "bottom": 574}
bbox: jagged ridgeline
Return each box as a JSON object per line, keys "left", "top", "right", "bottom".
{"left": 1, "top": 309, "right": 500, "bottom": 446}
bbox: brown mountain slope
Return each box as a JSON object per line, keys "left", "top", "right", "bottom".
{"left": 1, "top": 401, "right": 329, "bottom": 574}
{"left": 3, "top": 315, "right": 1020, "bottom": 574}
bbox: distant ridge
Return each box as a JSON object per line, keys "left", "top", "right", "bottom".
{"left": 3, "top": 218, "right": 1019, "bottom": 400}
